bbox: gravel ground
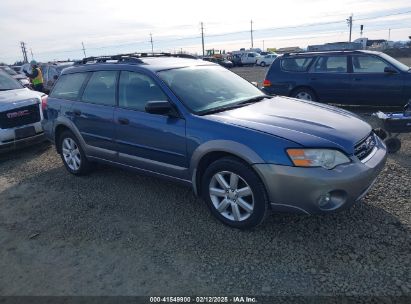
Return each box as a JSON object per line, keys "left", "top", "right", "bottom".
{"left": 0, "top": 67, "right": 410, "bottom": 297}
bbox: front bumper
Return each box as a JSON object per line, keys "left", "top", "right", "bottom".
{"left": 0, "top": 121, "right": 46, "bottom": 153}
{"left": 253, "top": 141, "right": 387, "bottom": 214}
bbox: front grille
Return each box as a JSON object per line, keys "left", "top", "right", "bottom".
{"left": 354, "top": 133, "right": 376, "bottom": 161}
{"left": 0, "top": 104, "right": 40, "bottom": 129}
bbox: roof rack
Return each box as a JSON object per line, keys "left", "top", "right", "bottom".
{"left": 74, "top": 52, "right": 198, "bottom": 65}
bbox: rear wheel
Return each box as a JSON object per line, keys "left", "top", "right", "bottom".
{"left": 291, "top": 88, "right": 317, "bottom": 102}
{"left": 201, "top": 157, "right": 269, "bottom": 229}
{"left": 260, "top": 61, "right": 266, "bottom": 67}
{"left": 59, "top": 130, "right": 92, "bottom": 175}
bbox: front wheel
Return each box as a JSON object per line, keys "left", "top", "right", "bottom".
{"left": 201, "top": 157, "right": 269, "bottom": 229}
{"left": 59, "top": 130, "right": 92, "bottom": 175}
{"left": 260, "top": 61, "right": 266, "bottom": 67}
{"left": 291, "top": 88, "right": 317, "bottom": 102}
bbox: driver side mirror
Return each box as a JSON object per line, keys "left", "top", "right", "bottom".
{"left": 384, "top": 66, "right": 397, "bottom": 74}
{"left": 145, "top": 101, "right": 179, "bottom": 117}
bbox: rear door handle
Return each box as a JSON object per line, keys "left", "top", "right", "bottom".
{"left": 354, "top": 78, "right": 362, "bottom": 81}
{"left": 73, "top": 109, "right": 82, "bottom": 116}
{"left": 118, "top": 117, "right": 130, "bottom": 125}
{"left": 310, "top": 77, "right": 317, "bottom": 81}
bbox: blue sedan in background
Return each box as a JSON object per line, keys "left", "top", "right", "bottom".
{"left": 262, "top": 50, "right": 411, "bottom": 107}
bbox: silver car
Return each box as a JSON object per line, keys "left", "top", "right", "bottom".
{"left": 0, "top": 70, "right": 46, "bottom": 152}
{"left": 0, "top": 65, "right": 31, "bottom": 88}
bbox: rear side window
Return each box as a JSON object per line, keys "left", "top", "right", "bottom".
{"left": 50, "top": 73, "right": 89, "bottom": 100}
{"left": 82, "top": 71, "right": 117, "bottom": 106}
{"left": 312, "top": 56, "right": 348, "bottom": 73}
{"left": 281, "top": 57, "right": 313, "bottom": 72}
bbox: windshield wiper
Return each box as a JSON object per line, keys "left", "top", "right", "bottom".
{"left": 200, "top": 95, "right": 271, "bottom": 115}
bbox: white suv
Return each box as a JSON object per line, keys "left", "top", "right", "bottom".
{"left": 0, "top": 70, "right": 46, "bottom": 152}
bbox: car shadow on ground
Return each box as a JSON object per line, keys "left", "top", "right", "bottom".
{"left": 0, "top": 158, "right": 410, "bottom": 295}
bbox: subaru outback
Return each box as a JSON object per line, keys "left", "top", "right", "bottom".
{"left": 42, "top": 53, "right": 387, "bottom": 229}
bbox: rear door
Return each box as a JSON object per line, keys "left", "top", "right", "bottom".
{"left": 349, "top": 54, "right": 404, "bottom": 106}
{"left": 114, "top": 70, "right": 188, "bottom": 180}
{"left": 70, "top": 70, "right": 118, "bottom": 160}
{"left": 308, "top": 55, "right": 352, "bottom": 104}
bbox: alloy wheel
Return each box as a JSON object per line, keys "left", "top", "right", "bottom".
{"left": 62, "top": 138, "right": 81, "bottom": 171}
{"left": 209, "top": 171, "right": 254, "bottom": 221}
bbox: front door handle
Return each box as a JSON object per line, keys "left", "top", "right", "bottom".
{"left": 354, "top": 78, "right": 362, "bottom": 81}
{"left": 310, "top": 77, "right": 317, "bottom": 81}
{"left": 118, "top": 117, "right": 130, "bottom": 125}
{"left": 73, "top": 109, "right": 82, "bottom": 116}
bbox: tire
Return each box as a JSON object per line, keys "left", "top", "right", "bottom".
{"left": 260, "top": 61, "right": 266, "bottom": 67}
{"left": 58, "top": 130, "right": 92, "bottom": 175}
{"left": 291, "top": 87, "right": 317, "bottom": 102}
{"left": 201, "top": 157, "right": 269, "bottom": 229}
{"left": 384, "top": 137, "right": 401, "bottom": 154}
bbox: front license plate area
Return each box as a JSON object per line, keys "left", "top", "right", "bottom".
{"left": 15, "top": 126, "right": 36, "bottom": 139}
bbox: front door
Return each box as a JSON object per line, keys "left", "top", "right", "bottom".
{"left": 350, "top": 54, "right": 404, "bottom": 106}
{"left": 114, "top": 70, "right": 188, "bottom": 180}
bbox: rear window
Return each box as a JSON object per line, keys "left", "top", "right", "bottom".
{"left": 281, "top": 57, "right": 313, "bottom": 72}
{"left": 50, "top": 73, "right": 89, "bottom": 100}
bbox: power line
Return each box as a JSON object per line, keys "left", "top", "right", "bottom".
{"left": 347, "top": 14, "right": 353, "bottom": 42}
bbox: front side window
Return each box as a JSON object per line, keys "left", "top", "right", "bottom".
{"left": 119, "top": 71, "right": 168, "bottom": 111}
{"left": 48, "top": 67, "right": 59, "bottom": 81}
{"left": 312, "top": 56, "right": 348, "bottom": 73}
{"left": 281, "top": 57, "right": 313, "bottom": 72}
{"left": 158, "top": 65, "right": 264, "bottom": 114}
{"left": 82, "top": 71, "right": 117, "bottom": 106}
{"left": 49, "top": 72, "right": 88, "bottom": 100}
{"left": 352, "top": 55, "right": 392, "bottom": 73}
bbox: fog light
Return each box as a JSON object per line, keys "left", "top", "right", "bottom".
{"left": 318, "top": 193, "right": 331, "bottom": 207}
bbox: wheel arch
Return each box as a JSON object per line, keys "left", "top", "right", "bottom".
{"left": 190, "top": 140, "right": 264, "bottom": 196}
{"left": 53, "top": 118, "right": 86, "bottom": 154}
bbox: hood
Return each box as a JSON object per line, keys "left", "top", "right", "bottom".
{"left": 12, "top": 74, "right": 28, "bottom": 81}
{"left": 0, "top": 88, "right": 42, "bottom": 112}
{"left": 206, "top": 96, "right": 371, "bottom": 155}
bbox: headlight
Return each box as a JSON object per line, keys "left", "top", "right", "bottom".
{"left": 286, "top": 149, "right": 350, "bottom": 169}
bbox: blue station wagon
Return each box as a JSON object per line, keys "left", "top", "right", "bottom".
{"left": 262, "top": 50, "right": 411, "bottom": 107}
{"left": 42, "top": 53, "right": 387, "bottom": 229}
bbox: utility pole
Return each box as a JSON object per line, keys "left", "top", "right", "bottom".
{"left": 250, "top": 20, "right": 254, "bottom": 48}
{"left": 150, "top": 33, "right": 154, "bottom": 53}
{"left": 20, "top": 42, "right": 28, "bottom": 63}
{"left": 30, "top": 48, "right": 34, "bottom": 60}
{"left": 201, "top": 22, "right": 205, "bottom": 57}
{"left": 388, "top": 28, "right": 391, "bottom": 40}
{"left": 81, "top": 42, "right": 87, "bottom": 58}
{"left": 347, "top": 15, "right": 353, "bottom": 42}
{"left": 263, "top": 40, "right": 265, "bottom": 52}
{"left": 360, "top": 24, "right": 364, "bottom": 37}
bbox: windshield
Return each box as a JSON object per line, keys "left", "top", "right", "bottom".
{"left": 0, "top": 71, "right": 23, "bottom": 90}
{"left": 379, "top": 53, "right": 410, "bottom": 71}
{"left": 158, "top": 65, "right": 264, "bottom": 114}
{"left": 1, "top": 66, "right": 18, "bottom": 76}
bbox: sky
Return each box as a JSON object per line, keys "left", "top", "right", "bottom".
{"left": 0, "top": 0, "right": 411, "bottom": 64}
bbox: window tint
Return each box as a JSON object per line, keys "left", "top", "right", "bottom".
{"left": 281, "top": 57, "right": 313, "bottom": 72}
{"left": 50, "top": 73, "right": 88, "bottom": 100}
{"left": 119, "top": 71, "right": 168, "bottom": 111}
{"left": 248, "top": 53, "right": 255, "bottom": 57}
{"left": 82, "top": 71, "right": 117, "bottom": 106}
{"left": 352, "top": 55, "right": 391, "bottom": 73}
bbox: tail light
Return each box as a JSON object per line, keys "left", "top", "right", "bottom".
{"left": 263, "top": 79, "right": 271, "bottom": 87}
{"left": 41, "top": 95, "right": 48, "bottom": 111}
